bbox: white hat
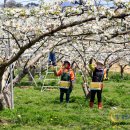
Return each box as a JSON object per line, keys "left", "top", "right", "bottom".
{"left": 96, "top": 60, "right": 104, "bottom": 66}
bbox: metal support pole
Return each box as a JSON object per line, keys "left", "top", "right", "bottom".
{"left": 10, "top": 64, "right": 14, "bottom": 109}
{"left": 8, "top": 31, "right": 14, "bottom": 109}
{"left": 39, "top": 59, "right": 43, "bottom": 80}
{"left": 28, "top": 70, "right": 38, "bottom": 88}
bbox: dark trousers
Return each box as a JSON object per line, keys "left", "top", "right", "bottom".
{"left": 48, "top": 52, "right": 56, "bottom": 66}
{"left": 90, "top": 90, "right": 102, "bottom": 103}
{"left": 60, "top": 87, "right": 72, "bottom": 103}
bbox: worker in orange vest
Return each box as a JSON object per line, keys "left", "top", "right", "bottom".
{"left": 53, "top": 61, "right": 75, "bottom": 103}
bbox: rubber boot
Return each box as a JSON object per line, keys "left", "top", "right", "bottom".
{"left": 89, "top": 102, "right": 94, "bottom": 108}
{"left": 98, "top": 102, "right": 103, "bottom": 109}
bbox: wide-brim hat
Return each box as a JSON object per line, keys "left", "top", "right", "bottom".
{"left": 96, "top": 60, "right": 104, "bottom": 66}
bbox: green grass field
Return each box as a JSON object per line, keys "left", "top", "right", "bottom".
{"left": 0, "top": 73, "right": 130, "bottom": 130}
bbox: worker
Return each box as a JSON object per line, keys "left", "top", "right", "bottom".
{"left": 52, "top": 61, "right": 75, "bottom": 104}
{"left": 48, "top": 51, "right": 57, "bottom": 66}
{"left": 89, "top": 58, "right": 106, "bottom": 109}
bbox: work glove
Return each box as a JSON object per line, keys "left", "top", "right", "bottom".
{"left": 89, "top": 58, "right": 93, "bottom": 64}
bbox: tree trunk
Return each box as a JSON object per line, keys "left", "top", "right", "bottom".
{"left": 120, "top": 65, "right": 124, "bottom": 79}
{"left": 0, "top": 67, "right": 6, "bottom": 110}
{"left": 104, "top": 68, "right": 110, "bottom": 80}
{"left": 119, "top": 65, "right": 127, "bottom": 79}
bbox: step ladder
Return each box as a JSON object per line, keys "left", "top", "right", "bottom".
{"left": 41, "top": 64, "right": 60, "bottom": 92}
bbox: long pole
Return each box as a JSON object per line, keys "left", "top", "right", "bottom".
{"left": 8, "top": 31, "right": 14, "bottom": 109}
{"left": 10, "top": 64, "right": 14, "bottom": 109}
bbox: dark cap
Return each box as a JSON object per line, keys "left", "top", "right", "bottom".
{"left": 63, "top": 61, "right": 70, "bottom": 66}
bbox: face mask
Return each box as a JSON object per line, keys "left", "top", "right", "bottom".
{"left": 64, "top": 64, "right": 70, "bottom": 69}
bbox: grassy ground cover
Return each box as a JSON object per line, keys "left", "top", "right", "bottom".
{"left": 0, "top": 72, "right": 130, "bottom": 130}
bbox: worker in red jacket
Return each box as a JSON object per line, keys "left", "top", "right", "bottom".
{"left": 53, "top": 61, "right": 75, "bottom": 103}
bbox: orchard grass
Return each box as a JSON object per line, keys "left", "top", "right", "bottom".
{"left": 0, "top": 73, "right": 130, "bottom": 130}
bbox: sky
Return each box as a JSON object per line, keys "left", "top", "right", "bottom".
{"left": 0, "top": 0, "right": 129, "bottom": 5}
{"left": 0, "top": 0, "right": 41, "bottom": 5}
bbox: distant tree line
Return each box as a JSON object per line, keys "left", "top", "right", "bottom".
{"left": 2, "top": 0, "right": 39, "bottom": 8}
